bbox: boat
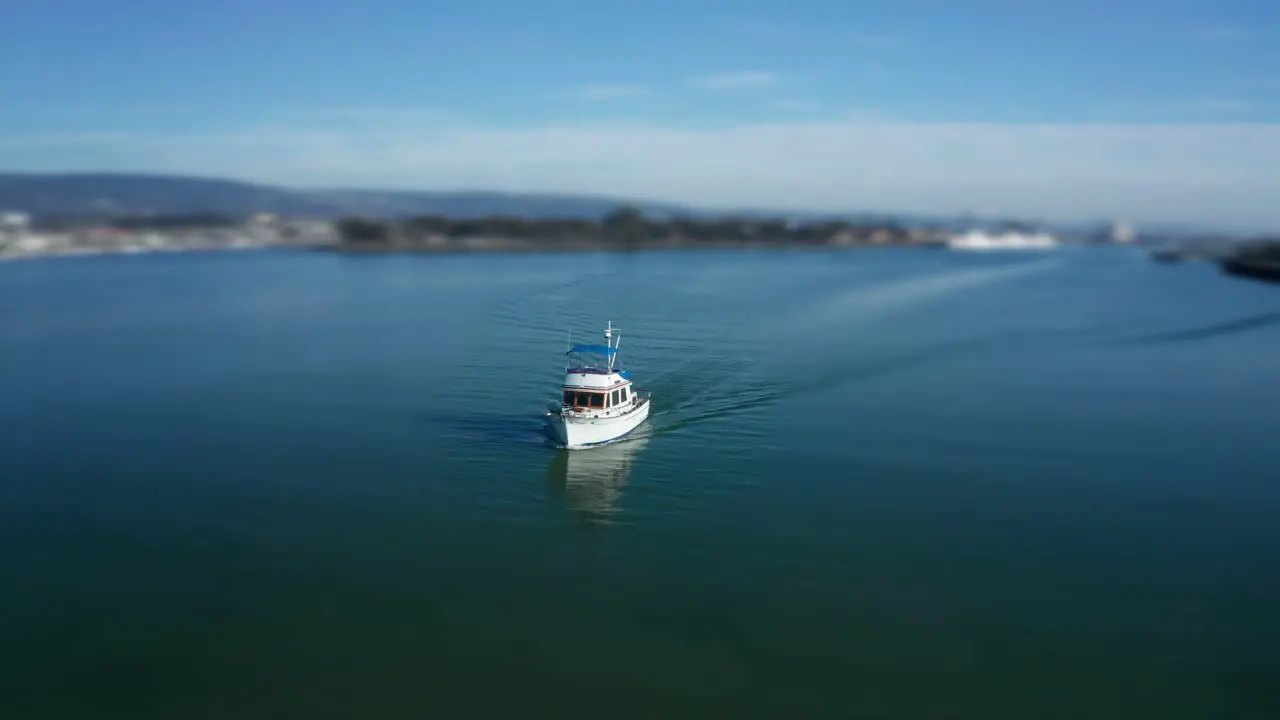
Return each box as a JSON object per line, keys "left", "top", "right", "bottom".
{"left": 544, "top": 321, "right": 651, "bottom": 449}
{"left": 947, "top": 229, "right": 1059, "bottom": 251}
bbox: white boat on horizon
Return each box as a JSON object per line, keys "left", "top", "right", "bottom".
{"left": 947, "top": 229, "right": 1060, "bottom": 251}
{"left": 544, "top": 321, "right": 651, "bottom": 449}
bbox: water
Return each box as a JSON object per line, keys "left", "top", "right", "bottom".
{"left": 2, "top": 247, "right": 1278, "bottom": 718}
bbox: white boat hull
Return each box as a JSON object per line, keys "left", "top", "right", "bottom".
{"left": 947, "top": 230, "right": 1059, "bottom": 251}
{"left": 547, "top": 398, "right": 651, "bottom": 449}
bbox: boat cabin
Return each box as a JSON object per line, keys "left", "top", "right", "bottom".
{"left": 559, "top": 332, "right": 638, "bottom": 417}
{"left": 562, "top": 383, "right": 633, "bottom": 411}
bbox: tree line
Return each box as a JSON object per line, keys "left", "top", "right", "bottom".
{"left": 334, "top": 205, "right": 920, "bottom": 247}
{"left": 30, "top": 213, "right": 241, "bottom": 231}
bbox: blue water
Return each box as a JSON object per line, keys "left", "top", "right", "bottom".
{"left": 2, "top": 247, "right": 1278, "bottom": 718}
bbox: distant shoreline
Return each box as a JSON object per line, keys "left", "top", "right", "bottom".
{"left": 0, "top": 204, "right": 956, "bottom": 262}
{"left": 0, "top": 203, "right": 1161, "bottom": 263}
{"left": 0, "top": 238, "right": 943, "bottom": 265}
{"left": 324, "top": 207, "right": 956, "bottom": 254}
{"left": 315, "top": 237, "right": 948, "bottom": 255}
{"left": 1221, "top": 256, "right": 1280, "bottom": 283}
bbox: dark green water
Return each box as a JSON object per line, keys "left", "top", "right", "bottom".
{"left": 2, "top": 248, "right": 1278, "bottom": 718}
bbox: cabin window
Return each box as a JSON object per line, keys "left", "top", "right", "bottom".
{"left": 620, "top": 388, "right": 628, "bottom": 402}
{"left": 610, "top": 389, "right": 619, "bottom": 405}
{"left": 562, "top": 390, "right": 575, "bottom": 405}
{"left": 575, "top": 392, "right": 592, "bottom": 406}
{"left": 589, "top": 393, "right": 605, "bottom": 408}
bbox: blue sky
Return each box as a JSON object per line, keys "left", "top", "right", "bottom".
{"left": 1, "top": 0, "right": 1278, "bottom": 227}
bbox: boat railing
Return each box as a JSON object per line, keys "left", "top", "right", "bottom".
{"left": 566, "top": 366, "right": 627, "bottom": 375}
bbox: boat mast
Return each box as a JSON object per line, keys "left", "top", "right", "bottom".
{"left": 604, "top": 321, "right": 617, "bottom": 372}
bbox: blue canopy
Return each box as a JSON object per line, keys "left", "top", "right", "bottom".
{"left": 567, "top": 344, "right": 617, "bottom": 355}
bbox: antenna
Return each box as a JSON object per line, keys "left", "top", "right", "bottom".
{"left": 604, "top": 320, "right": 620, "bottom": 371}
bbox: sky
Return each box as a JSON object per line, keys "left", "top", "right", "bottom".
{"left": 1, "top": 0, "right": 1278, "bottom": 228}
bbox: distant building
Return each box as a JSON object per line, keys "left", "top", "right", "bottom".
{"left": 0, "top": 211, "right": 31, "bottom": 231}
{"left": 947, "top": 229, "right": 1059, "bottom": 251}
{"left": 15, "top": 236, "right": 49, "bottom": 253}
{"left": 868, "top": 229, "right": 894, "bottom": 245}
{"left": 1111, "top": 221, "right": 1136, "bottom": 243}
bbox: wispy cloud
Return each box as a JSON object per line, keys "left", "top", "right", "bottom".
{"left": 770, "top": 99, "right": 821, "bottom": 111}
{"left": 840, "top": 108, "right": 890, "bottom": 122}
{"left": 859, "top": 62, "right": 890, "bottom": 80}
{"left": 722, "top": 20, "right": 810, "bottom": 44}
{"left": 1225, "top": 76, "right": 1280, "bottom": 92}
{"left": 0, "top": 132, "right": 134, "bottom": 150}
{"left": 1182, "top": 98, "right": 1252, "bottom": 113}
{"left": 1197, "top": 24, "right": 1246, "bottom": 41}
{"left": 293, "top": 106, "right": 457, "bottom": 122}
{"left": 6, "top": 121, "right": 1278, "bottom": 227}
{"left": 849, "top": 32, "right": 902, "bottom": 49}
{"left": 577, "top": 83, "right": 647, "bottom": 100}
{"left": 689, "top": 71, "right": 780, "bottom": 90}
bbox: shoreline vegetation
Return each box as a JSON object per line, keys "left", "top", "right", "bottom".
{"left": 1220, "top": 241, "right": 1280, "bottom": 283}
{"left": 2, "top": 202, "right": 1276, "bottom": 285}
{"left": 0, "top": 205, "right": 957, "bottom": 262}
{"left": 327, "top": 205, "right": 948, "bottom": 252}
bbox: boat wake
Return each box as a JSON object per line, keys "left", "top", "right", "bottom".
{"left": 480, "top": 254, "right": 1072, "bottom": 444}
{"left": 1121, "top": 310, "right": 1280, "bottom": 346}
{"left": 643, "top": 261, "right": 1064, "bottom": 436}
{"left": 645, "top": 331, "right": 1037, "bottom": 437}
{"left": 759, "top": 259, "right": 1061, "bottom": 339}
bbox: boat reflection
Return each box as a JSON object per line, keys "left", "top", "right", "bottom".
{"left": 547, "top": 435, "right": 650, "bottom": 525}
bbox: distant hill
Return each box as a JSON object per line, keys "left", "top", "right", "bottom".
{"left": 0, "top": 172, "right": 961, "bottom": 226}
{"left": 0, "top": 173, "right": 314, "bottom": 218}
{"left": 0, "top": 173, "right": 690, "bottom": 220}
{"left": 299, "top": 188, "right": 693, "bottom": 219}
{"left": 0, "top": 172, "right": 1212, "bottom": 238}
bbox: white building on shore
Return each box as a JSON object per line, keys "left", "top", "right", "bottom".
{"left": 947, "top": 229, "right": 1059, "bottom": 251}
{"left": 1111, "top": 221, "right": 1136, "bottom": 243}
{"left": 0, "top": 211, "right": 30, "bottom": 232}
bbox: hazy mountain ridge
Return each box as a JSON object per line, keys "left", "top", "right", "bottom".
{"left": 0, "top": 172, "right": 975, "bottom": 225}
{"left": 0, "top": 172, "right": 1219, "bottom": 238}
{"left": 0, "top": 173, "right": 693, "bottom": 220}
